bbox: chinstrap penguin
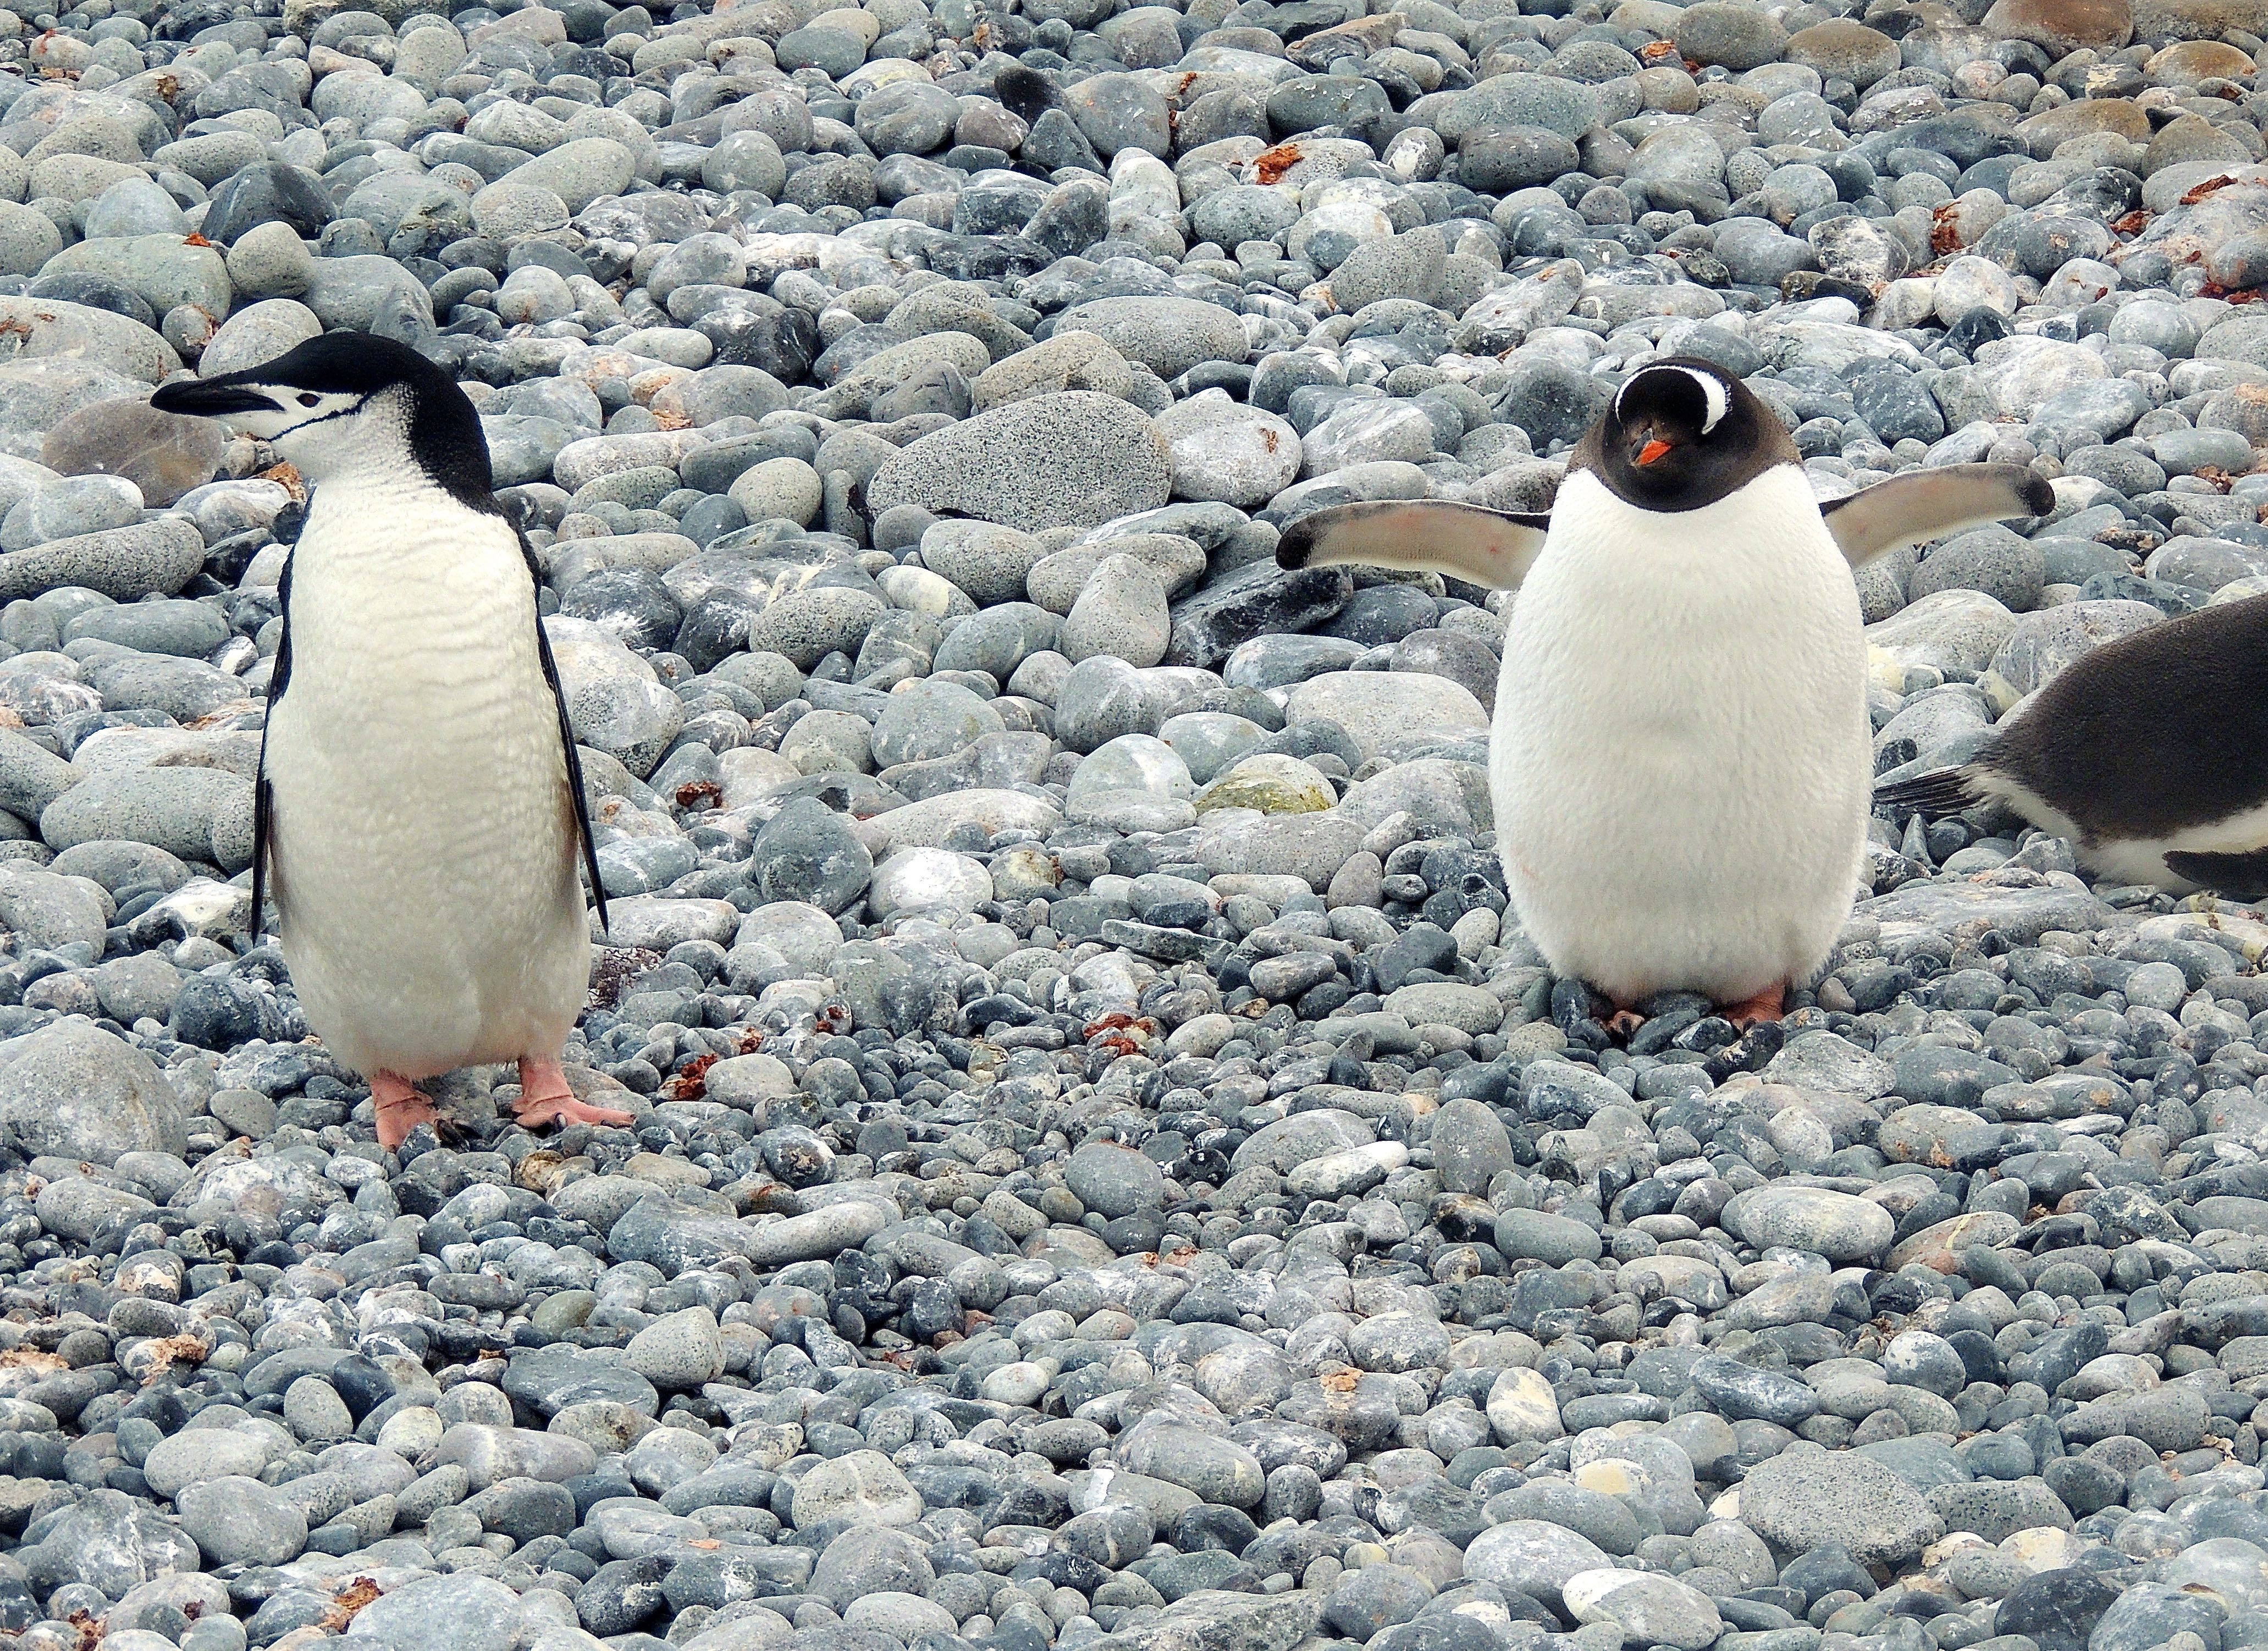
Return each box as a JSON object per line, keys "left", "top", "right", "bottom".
{"left": 1877, "top": 592, "right": 2268, "bottom": 898}
{"left": 151, "top": 333, "right": 633, "bottom": 1148}
{"left": 1278, "top": 356, "right": 2054, "bottom": 1030}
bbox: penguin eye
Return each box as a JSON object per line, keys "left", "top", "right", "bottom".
{"left": 296, "top": 393, "right": 321, "bottom": 407}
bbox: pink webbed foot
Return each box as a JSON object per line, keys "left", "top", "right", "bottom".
{"left": 372, "top": 1071, "right": 443, "bottom": 1151}
{"left": 514, "top": 1056, "right": 634, "bottom": 1131}
{"left": 1606, "top": 1007, "right": 1646, "bottom": 1040}
{"left": 1720, "top": 984, "right": 1787, "bottom": 1030}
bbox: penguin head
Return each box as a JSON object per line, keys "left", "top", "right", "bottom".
{"left": 1586, "top": 356, "right": 1791, "bottom": 512}
{"left": 151, "top": 332, "right": 495, "bottom": 504}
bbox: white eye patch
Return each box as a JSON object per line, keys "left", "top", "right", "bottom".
{"left": 1618, "top": 363, "right": 1731, "bottom": 434}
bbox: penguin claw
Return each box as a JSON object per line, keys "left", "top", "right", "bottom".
{"left": 1720, "top": 985, "right": 1786, "bottom": 1030}
{"left": 371, "top": 1072, "right": 444, "bottom": 1152}
{"left": 516, "top": 1095, "right": 636, "bottom": 1130}
{"left": 514, "top": 1055, "right": 633, "bottom": 1133}
{"left": 1605, "top": 1008, "right": 1646, "bottom": 1040}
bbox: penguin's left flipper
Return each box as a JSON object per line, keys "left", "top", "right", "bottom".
{"left": 249, "top": 552, "right": 293, "bottom": 947}
{"left": 521, "top": 539, "right": 610, "bottom": 935}
{"left": 1820, "top": 463, "right": 2056, "bottom": 569}
{"left": 2162, "top": 848, "right": 2268, "bottom": 902}
{"left": 1276, "top": 500, "right": 1552, "bottom": 590}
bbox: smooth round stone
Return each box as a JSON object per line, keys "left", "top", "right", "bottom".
{"left": 1494, "top": 1208, "right": 1605, "bottom": 1265}
{"left": 281, "top": 1376, "right": 353, "bottom": 1443}
{"left": 177, "top": 1476, "right": 307, "bottom": 1568}
{"left": 1761, "top": 163, "right": 1838, "bottom": 224}
{"left": 871, "top": 678, "right": 1003, "bottom": 768}
{"left": 919, "top": 518, "right": 1048, "bottom": 606}
{"left": 1158, "top": 711, "right": 1268, "bottom": 785}
{"left": 141, "top": 1427, "right": 275, "bottom": 1500}
{"left": 1737, "top": 1449, "right": 1944, "bottom": 1567}
{"left": 1935, "top": 255, "right": 2022, "bottom": 321}
{"left": 544, "top": 619, "right": 685, "bottom": 776}
{"left": 1982, "top": 0, "right": 2134, "bottom": 54}
{"left": 0, "top": 201, "right": 61, "bottom": 278}
{"left": 340, "top": 1574, "right": 521, "bottom": 1651}
{"left": 1323, "top": 1565, "right": 1435, "bottom": 1639}
{"left": 1066, "top": 732, "right": 1195, "bottom": 830}
{"left": 2113, "top": 299, "right": 2201, "bottom": 357}
{"left": 1562, "top": 1570, "right": 1724, "bottom": 1651}
{"left": 1049, "top": 297, "right": 1249, "bottom": 380}
{"left": 854, "top": 80, "right": 959, "bottom": 156}
{"left": 1, "top": 473, "right": 142, "bottom": 551}
{"left": 1190, "top": 184, "right": 1301, "bottom": 246}
{"left": 1458, "top": 126, "right": 1581, "bottom": 193}
{"left": 1122, "top": 1422, "right": 1266, "bottom": 1508}
{"left": 1193, "top": 752, "right": 1334, "bottom": 816}
{"left": 1065, "top": 1141, "right": 1166, "bottom": 1218}
{"left": 976, "top": 1361, "right": 1050, "bottom": 1406}
{"left": 1062, "top": 72, "right": 1171, "bottom": 159}
{"left": 703, "top": 130, "right": 787, "bottom": 196}
{"left": 1715, "top": 218, "right": 1818, "bottom": 285}
{"left": 84, "top": 175, "right": 189, "bottom": 239}
{"left": 791, "top": 1450, "right": 922, "bottom": 1528}
{"left": 844, "top": 1594, "right": 959, "bottom": 1639}
{"left": 727, "top": 457, "right": 823, "bottom": 526}
{"left": 1718, "top": 1185, "right": 1895, "bottom": 1263}
{"left": 1463, "top": 1521, "right": 1614, "bottom": 1611}
{"left": 624, "top": 1306, "right": 724, "bottom": 1392}
{"left": 867, "top": 847, "right": 990, "bottom": 918}
{"left": 470, "top": 180, "right": 570, "bottom": 237}
{"left": 1027, "top": 535, "right": 1206, "bottom": 616}
{"left": 201, "top": 297, "right": 325, "bottom": 379}
{"left": 746, "top": 587, "right": 885, "bottom": 670}
{"left": 1061, "top": 552, "right": 1170, "bottom": 668}
{"left": 1155, "top": 393, "right": 1301, "bottom": 509}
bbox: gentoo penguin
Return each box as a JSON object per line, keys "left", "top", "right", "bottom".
{"left": 1278, "top": 356, "right": 2053, "bottom": 1028}
{"left": 1878, "top": 593, "right": 2268, "bottom": 898}
{"left": 151, "top": 334, "right": 632, "bottom": 1148}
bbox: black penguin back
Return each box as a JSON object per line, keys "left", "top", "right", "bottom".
{"left": 1985, "top": 592, "right": 2268, "bottom": 841}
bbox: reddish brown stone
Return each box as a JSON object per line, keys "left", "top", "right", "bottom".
{"left": 2134, "top": 0, "right": 2268, "bottom": 42}
{"left": 2017, "top": 97, "right": 2153, "bottom": 160}
{"left": 2149, "top": 37, "right": 2258, "bottom": 84}
{"left": 1783, "top": 19, "right": 1901, "bottom": 87}
{"left": 1984, "top": 0, "right": 2134, "bottom": 53}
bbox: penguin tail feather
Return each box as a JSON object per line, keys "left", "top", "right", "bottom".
{"left": 1873, "top": 766, "right": 1980, "bottom": 815}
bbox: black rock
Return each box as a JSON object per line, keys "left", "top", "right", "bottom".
{"left": 202, "top": 161, "right": 335, "bottom": 244}
{"left": 1165, "top": 562, "right": 1354, "bottom": 670}
{"left": 168, "top": 973, "right": 269, "bottom": 1050}
{"left": 562, "top": 568, "right": 683, "bottom": 653}
{"left": 1995, "top": 1568, "right": 2123, "bottom": 1651}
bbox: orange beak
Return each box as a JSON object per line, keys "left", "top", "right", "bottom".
{"left": 1637, "top": 439, "right": 1674, "bottom": 466}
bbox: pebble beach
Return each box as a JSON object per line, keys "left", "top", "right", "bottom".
{"left": 0, "top": 2, "right": 2260, "bottom": 1651}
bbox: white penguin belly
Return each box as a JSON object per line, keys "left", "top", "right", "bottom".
{"left": 266, "top": 479, "right": 589, "bottom": 1080}
{"left": 1977, "top": 774, "right": 2268, "bottom": 896}
{"left": 1491, "top": 468, "right": 1871, "bottom": 1004}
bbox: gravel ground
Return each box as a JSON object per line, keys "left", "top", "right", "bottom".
{"left": 0, "top": 3, "right": 2258, "bottom": 1651}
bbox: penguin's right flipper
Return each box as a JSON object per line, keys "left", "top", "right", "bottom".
{"left": 1276, "top": 500, "right": 1552, "bottom": 590}
{"left": 250, "top": 553, "right": 293, "bottom": 947}
{"left": 520, "top": 539, "right": 610, "bottom": 935}
{"left": 2163, "top": 849, "right": 2268, "bottom": 902}
{"left": 1820, "top": 463, "right": 2055, "bottom": 568}
{"left": 1874, "top": 766, "right": 1982, "bottom": 814}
